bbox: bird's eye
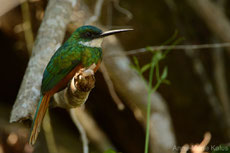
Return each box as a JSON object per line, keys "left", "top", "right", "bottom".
{"left": 85, "top": 32, "right": 92, "bottom": 37}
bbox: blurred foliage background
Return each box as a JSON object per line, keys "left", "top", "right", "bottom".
{"left": 0, "top": 0, "right": 230, "bottom": 153}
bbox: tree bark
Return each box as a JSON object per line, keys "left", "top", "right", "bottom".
{"left": 10, "top": 0, "right": 77, "bottom": 123}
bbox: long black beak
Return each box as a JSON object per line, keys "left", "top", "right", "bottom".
{"left": 100, "top": 29, "right": 133, "bottom": 37}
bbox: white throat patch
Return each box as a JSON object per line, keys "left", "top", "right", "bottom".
{"left": 79, "top": 38, "right": 104, "bottom": 48}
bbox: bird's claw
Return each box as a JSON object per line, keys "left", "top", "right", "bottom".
{"left": 75, "top": 63, "right": 96, "bottom": 80}
{"left": 81, "top": 69, "right": 94, "bottom": 78}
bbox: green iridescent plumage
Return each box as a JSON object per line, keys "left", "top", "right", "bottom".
{"left": 29, "top": 25, "right": 132, "bottom": 145}
{"left": 42, "top": 26, "right": 103, "bottom": 93}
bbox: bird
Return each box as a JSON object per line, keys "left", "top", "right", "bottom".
{"left": 28, "top": 25, "right": 132, "bottom": 145}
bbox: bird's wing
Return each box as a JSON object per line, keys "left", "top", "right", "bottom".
{"left": 41, "top": 44, "right": 82, "bottom": 94}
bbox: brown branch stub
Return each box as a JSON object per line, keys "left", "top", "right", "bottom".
{"left": 52, "top": 67, "right": 96, "bottom": 109}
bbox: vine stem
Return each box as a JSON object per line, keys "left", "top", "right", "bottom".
{"left": 144, "top": 80, "right": 161, "bottom": 153}
{"left": 144, "top": 57, "right": 155, "bottom": 153}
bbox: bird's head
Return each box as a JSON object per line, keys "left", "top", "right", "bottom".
{"left": 72, "top": 25, "right": 133, "bottom": 48}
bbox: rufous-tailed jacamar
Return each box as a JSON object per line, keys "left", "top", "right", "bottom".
{"left": 29, "top": 25, "right": 132, "bottom": 145}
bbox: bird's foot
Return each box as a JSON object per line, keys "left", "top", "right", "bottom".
{"left": 75, "top": 64, "right": 96, "bottom": 80}
{"left": 81, "top": 69, "right": 94, "bottom": 78}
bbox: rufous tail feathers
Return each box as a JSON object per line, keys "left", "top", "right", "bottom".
{"left": 29, "top": 94, "right": 50, "bottom": 145}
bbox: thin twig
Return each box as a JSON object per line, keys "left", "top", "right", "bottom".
{"left": 85, "top": 0, "right": 104, "bottom": 24}
{"left": 119, "top": 43, "right": 230, "bottom": 56}
{"left": 70, "top": 108, "right": 89, "bottom": 153}
{"left": 113, "top": 0, "right": 133, "bottom": 20}
{"left": 100, "top": 63, "right": 125, "bottom": 110}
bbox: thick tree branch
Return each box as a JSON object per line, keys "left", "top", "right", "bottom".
{"left": 10, "top": 0, "right": 77, "bottom": 123}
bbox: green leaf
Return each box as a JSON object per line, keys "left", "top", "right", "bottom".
{"left": 131, "top": 56, "right": 142, "bottom": 74}
{"left": 161, "top": 67, "right": 168, "bottom": 80}
{"left": 133, "top": 56, "right": 139, "bottom": 67}
{"left": 141, "top": 63, "right": 150, "bottom": 73}
{"left": 130, "top": 64, "right": 142, "bottom": 76}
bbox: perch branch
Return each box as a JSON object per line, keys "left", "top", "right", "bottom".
{"left": 52, "top": 65, "right": 96, "bottom": 109}
{"left": 10, "top": 0, "right": 77, "bottom": 123}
